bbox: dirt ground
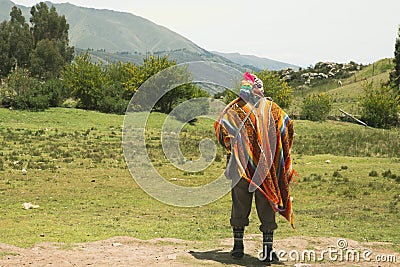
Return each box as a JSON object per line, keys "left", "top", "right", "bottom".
{"left": 0, "top": 236, "right": 398, "bottom": 267}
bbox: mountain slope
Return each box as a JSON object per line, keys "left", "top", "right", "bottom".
{"left": 0, "top": 0, "right": 21, "bottom": 19}
{"left": 52, "top": 3, "right": 204, "bottom": 54}
{"left": 213, "top": 51, "right": 300, "bottom": 71}
{"left": 0, "top": 0, "right": 205, "bottom": 54}
{"left": 0, "top": 0, "right": 35, "bottom": 25}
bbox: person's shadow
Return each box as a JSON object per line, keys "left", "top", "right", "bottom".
{"left": 189, "top": 249, "right": 286, "bottom": 266}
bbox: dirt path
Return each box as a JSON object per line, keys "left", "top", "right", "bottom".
{"left": 0, "top": 236, "right": 398, "bottom": 266}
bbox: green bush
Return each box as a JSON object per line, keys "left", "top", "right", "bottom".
{"left": 98, "top": 95, "right": 129, "bottom": 115}
{"left": 333, "top": 170, "right": 342, "bottom": 178}
{"left": 0, "top": 68, "right": 50, "bottom": 111}
{"left": 359, "top": 82, "right": 399, "bottom": 128}
{"left": 300, "top": 93, "right": 332, "bottom": 121}
{"left": 97, "top": 83, "right": 129, "bottom": 114}
{"left": 41, "top": 78, "right": 70, "bottom": 107}
{"left": 172, "top": 98, "right": 210, "bottom": 123}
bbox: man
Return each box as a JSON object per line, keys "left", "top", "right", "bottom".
{"left": 214, "top": 72, "right": 296, "bottom": 263}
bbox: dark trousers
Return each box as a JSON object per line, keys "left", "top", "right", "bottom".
{"left": 230, "top": 178, "right": 278, "bottom": 232}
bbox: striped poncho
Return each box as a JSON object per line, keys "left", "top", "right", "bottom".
{"left": 214, "top": 96, "right": 296, "bottom": 227}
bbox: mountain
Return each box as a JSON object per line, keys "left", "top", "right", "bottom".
{"left": 51, "top": 3, "right": 206, "bottom": 54}
{"left": 0, "top": 0, "right": 32, "bottom": 24}
{"left": 0, "top": 0, "right": 12, "bottom": 13}
{"left": 213, "top": 51, "right": 300, "bottom": 71}
{"left": 0, "top": 0, "right": 296, "bottom": 70}
{"left": 1, "top": 0, "right": 204, "bottom": 53}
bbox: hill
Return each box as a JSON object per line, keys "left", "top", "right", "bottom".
{"left": 0, "top": 0, "right": 296, "bottom": 70}
{"left": 288, "top": 58, "right": 394, "bottom": 117}
{"left": 75, "top": 47, "right": 241, "bottom": 67}
{"left": 213, "top": 51, "right": 300, "bottom": 71}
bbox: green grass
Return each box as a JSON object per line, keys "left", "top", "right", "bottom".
{"left": 352, "top": 58, "right": 394, "bottom": 81}
{"left": 0, "top": 107, "right": 123, "bottom": 131}
{"left": 292, "top": 154, "right": 400, "bottom": 244}
{"left": 0, "top": 107, "right": 399, "bottom": 250}
{"left": 327, "top": 71, "right": 390, "bottom": 116}
{"left": 293, "top": 120, "right": 400, "bottom": 157}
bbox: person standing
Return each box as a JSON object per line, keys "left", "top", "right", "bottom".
{"left": 214, "top": 72, "right": 296, "bottom": 263}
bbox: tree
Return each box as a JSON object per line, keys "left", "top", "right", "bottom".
{"left": 390, "top": 26, "right": 400, "bottom": 91}
{"left": 98, "top": 62, "right": 132, "bottom": 114}
{"left": 124, "top": 55, "right": 176, "bottom": 98}
{"left": 62, "top": 52, "right": 106, "bottom": 110}
{"left": 29, "top": 2, "right": 73, "bottom": 79}
{"left": 62, "top": 53, "right": 209, "bottom": 114}
{"left": 255, "top": 70, "right": 294, "bottom": 109}
{"left": 0, "top": 6, "right": 33, "bottom": 77}
{"left": 29, "top": 39, "right": 64, "bottom": 79}
{"left": 301, "top": 93, "right": 332, "bottom": 121}
{"left": 0, "top": 21, "right": 12, "bottom": 77}
{"left": 30, "top": 3, "right": 69, "bottom": 44}
{"left": 124, "top": 55, "right": 211, "bottom": 114}
{"left": 9, "top": 6, "right": 33, "bottom": 70}
{"left": 0, "top": 3, "right": 73, "bottom": 79}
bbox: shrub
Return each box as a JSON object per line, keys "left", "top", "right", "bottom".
{"left": 0, "top": 68, "right": 50, "bottom": 111}
{"left": 41, "top": 78, "right": 70, "bottom": 107}
{"left": 333, "top": 170, "right": 342, "bottom": 178}
{"left": 98, "top": 96, "right": 129, "bottom": 115}
{"left": 359, "top": 81, "right": 399, "bottom": 128}
{"left": 369, "top": 170, "right": 379, "bottom": 177}
{"left": 382, "top": 169, "right": 398, "bottom": 179}
{"left": 97, "top": 82, "right": 129, "bottom": 114}
{"left": 301, "top": 93, "right": 332, "bottom": 121}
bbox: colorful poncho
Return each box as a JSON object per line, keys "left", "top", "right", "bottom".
{"left": 214, "top": 96, "right": 296, "bottom": 227}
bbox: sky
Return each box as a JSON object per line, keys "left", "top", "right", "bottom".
{"left": 11, "top": 0, "right": 400, "bottom": 67}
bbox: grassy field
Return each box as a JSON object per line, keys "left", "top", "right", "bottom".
{"left": 0, "top": 107, "right": 399, "bottom": 251}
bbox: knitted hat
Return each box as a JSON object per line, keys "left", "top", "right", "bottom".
{"left": 239, "top": 72, "right": 264, "bottom": 102}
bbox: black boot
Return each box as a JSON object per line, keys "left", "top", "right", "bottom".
{"left": 230, "top": 226, "right": 244, "bottom": 259}
{"left": 261, "top": 230, "right": 279, "bottom": 264}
